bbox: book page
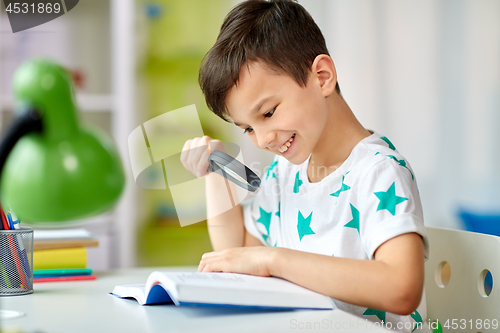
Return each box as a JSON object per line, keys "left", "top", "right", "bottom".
{"left": 158, "top": 272, "right": 315, "bottom": 294}
{"left": 148, "top": 272, "right": 333, "bottom": 309}
{"left": 111, "top": 284, "right": 147, "bottom": 305}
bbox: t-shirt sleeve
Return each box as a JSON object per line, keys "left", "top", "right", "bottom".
{"left": 355, "top": 158, "right": 430, "bottom": 260}
{"left": 241, "top": 157, "right": 281, "bottom": 246}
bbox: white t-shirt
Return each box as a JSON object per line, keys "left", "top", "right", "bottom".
{"left": 242, "top": 132, "right": 431, "bottom": 332}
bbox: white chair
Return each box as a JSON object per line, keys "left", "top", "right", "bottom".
{"left": 425, "top": 227, "right": 500, "bottom": 332}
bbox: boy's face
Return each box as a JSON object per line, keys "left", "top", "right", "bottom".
{"left": 225, "top": 61, "right": 330, "bottom": 165}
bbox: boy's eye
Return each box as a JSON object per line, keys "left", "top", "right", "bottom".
{"left": 242, "top": 108, "right": 275, "bottom": 134}
{"left": 264, "top": 108, "right": 276, "bottom": 118}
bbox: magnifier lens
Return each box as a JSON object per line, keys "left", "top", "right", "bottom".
{"left": 214, "top": 161, "right": 249, "bottom": 185}
{"left": 208, "top": 150, "right": 261, "bottom": 191}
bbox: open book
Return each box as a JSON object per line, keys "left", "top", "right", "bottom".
{"left": 111, "top": 271, "right": 334, "bottom": 310}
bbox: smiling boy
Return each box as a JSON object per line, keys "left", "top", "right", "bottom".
{"left": 180, "top": 0, "right": 430, "bottom": 331}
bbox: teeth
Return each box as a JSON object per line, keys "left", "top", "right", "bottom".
{"left": 278, "top": 135, "right": 295, "bottom": 153}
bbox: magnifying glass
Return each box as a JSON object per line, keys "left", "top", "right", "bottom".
{"left": 207, "top": 150, "right": 261, "bottom": 192}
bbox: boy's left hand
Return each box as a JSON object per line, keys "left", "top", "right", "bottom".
{"left": 198, "top": 247, "right": 275, "bottom": 277}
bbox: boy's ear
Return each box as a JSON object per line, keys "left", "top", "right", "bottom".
{"left": 311, "top": 55, "right": 337, "bottom": 97}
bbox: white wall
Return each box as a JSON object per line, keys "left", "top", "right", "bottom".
{"left": 298, "top": 0, "right": 500, "bottom": 229}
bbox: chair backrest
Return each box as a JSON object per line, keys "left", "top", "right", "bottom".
{"left": 425, "top": 227, "right": 500, "bottom": 328}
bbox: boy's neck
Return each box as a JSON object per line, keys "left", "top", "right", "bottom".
{"left": 307, "top": 92, "right": 371, "bottom": 183}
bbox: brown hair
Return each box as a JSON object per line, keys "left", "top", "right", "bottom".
{"left": 199, "top": 0, "right": 339, "bottom": 121}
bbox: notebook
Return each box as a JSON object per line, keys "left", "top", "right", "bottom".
{"left": 111, "top": 271, "right": 334, "bottom": 310}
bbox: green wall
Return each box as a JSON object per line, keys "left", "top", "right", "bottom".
{"left": 137, "top": 0, "right": 233, "bottom": 266}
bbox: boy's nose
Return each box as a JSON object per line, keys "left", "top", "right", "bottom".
{"left": 256, "top": 129, "right": 277, "bottom": 150}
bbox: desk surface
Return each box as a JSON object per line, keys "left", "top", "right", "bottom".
{"left": 2, "top": 267, "right": 392, "bottom": 333}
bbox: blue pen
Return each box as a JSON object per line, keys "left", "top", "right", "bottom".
{"left": 7, "top": 213, "right": 14, "bottom": 230}
{"left": 11, "top": 212, "right": 20, "bottom": 229}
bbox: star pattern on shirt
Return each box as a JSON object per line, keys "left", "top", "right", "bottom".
{"left": 380, "top": 136, "right": 396, "bottom": 150}
{"left": 410, "top": 310, "right": 423, "bottom": 332}
{"left": 344, "top": 204, "right": 360, "bottom": 235}
{"left": 330, "top": 175, "right": 351, "bottom": 197}
{"left": 275, "top": 202, "right": 281, "bottom": 242}
{"left": 265, "top": 159, "right": 278, "bottom": 179}
{"left": 256, "top": 207, "right": 272, "bottom": 237}
{"left": 297, "top": 210, "right": 315, "bottom": 241}
{"left": 293, "top": 171, "right": 303, "bottom": 193}
{"left": 387, "top": 155, "right": 414, "bottom": 180}
{"left": 363, "top": 308, "right": 386, "bottom": 322}
{"left": 374, "top": 182, "right": 408, "bottom": 216}
{"left": 261, "top": 233, "right": 271, "bottom": 246}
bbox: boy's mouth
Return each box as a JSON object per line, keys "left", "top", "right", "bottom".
{"left": 278, "top": 134, "right": 295, "bottom": 154}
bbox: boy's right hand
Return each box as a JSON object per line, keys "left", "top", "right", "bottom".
{"left": 180, "top": 136, "right": 227, "bottom": 178}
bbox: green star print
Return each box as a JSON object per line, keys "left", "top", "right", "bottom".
{"left": 265, "top": 159, "right": 278, "bottom": 179}
{"left": 293, "top": 171, "right": 303, "bottom": 193}
{"left": 257, "top": 207, "right": 272, "bottom": 236}
{"left": 275, "top": 202, "right": 281, "bottom": 241}
{"left": 344, "top": 204, "right": 360, "bottom": 235}
{"left": 262, "top": 233, "right": 269, "bottom": 245}
{"left": 297, "top": 211, "right": 315, "bottom": 241}
{"left": 387, "top": 155, "right": 414, "bottom": 180}
{"left": 330, "top": 175, "right": 351, "bottom": 197}
{"left": 374, "top": 182, "right": 408, "bottom": 216}
{"left": 363, "top": 308, "right": 386, "bottom": 322}
{"left": 410, "top": 310, "right": 423, "bottom": 332}
{"left": 380, "top": 136, "right": 396, "bottom": 150}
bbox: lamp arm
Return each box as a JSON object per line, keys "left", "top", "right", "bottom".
{"left": 0, "top": 109, "right": 43, "bottom": 178}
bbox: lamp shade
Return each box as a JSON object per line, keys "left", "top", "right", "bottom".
{"left": 0, "top": 59, "right": 125, "bottom": 222}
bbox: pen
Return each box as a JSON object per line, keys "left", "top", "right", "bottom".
{"left": 1, "top": 213, "right": 8, "bottom": 230}
{"left": 7, "top": 234, "right": 28, "bottom": 289}
{"left": 7, "top": 213, "right": 14, "bottom": 230}
{"left": 0, "top": 204, "right": 17, "bottom": 287}
{"left": 10, "top": 212, "right": 32, "bottom": 289}
{"left": 0, "top": 203, "right": 9, "bottom": 230}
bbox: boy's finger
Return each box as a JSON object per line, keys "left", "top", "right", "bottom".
{"left": 209, "top": 139, "right": 226, "bottom": 154}
{"left": 201, "top": 251, "right": 217, "bottom": 259}
{"left": 197, "top": 261, "right": 205, "bottom": 272}
{"left": 185, "top": 144, "right": 206, "bottom": 174}
{"left": 204, "top": 136, "right": 212, "bottom": 154}
{"left": 196, "top": 147, "right": 212, "bottom": 177}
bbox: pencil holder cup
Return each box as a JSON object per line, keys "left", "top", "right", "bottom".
{"left": 0, "top": 227, "right": 33, "bottom": 296}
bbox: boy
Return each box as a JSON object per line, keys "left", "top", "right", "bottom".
{"left": 181, "top": 0, "right": 430, "bottom": 331}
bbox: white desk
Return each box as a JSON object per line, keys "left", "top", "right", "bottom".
{"left": 2, "top": 267, "right": 392, "bottom": 333}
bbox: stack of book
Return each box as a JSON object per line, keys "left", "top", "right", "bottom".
{"left": 33, "top": 229, "right": 98, "bottom": 282}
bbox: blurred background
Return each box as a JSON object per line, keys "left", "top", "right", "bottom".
{"left": 0, "top": 0, "right": 499, "bottom": 269}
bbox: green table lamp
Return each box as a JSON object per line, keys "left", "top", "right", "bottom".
{"left": 0, "top": 59, "right": 125, "bottom": 222}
